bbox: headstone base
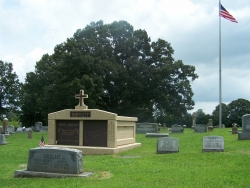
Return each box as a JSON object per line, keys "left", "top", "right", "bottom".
{"left": 145, "top": 133, "right": 169, "bottom": 138}
{"left": 238, "top": 133, "right": 250, "bottom": 140}
{"left": 14, "top": 170, "right": 93, "bottom": 178}
{"left": 202, "top": 149, "right": 224, "bottom": 152}
{"left": 4, "top": 133, "right": 10, "bottom": 138}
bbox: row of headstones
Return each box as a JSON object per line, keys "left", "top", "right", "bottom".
{"left": 0, "top": 128, "right": 35, "bottom": 145}
{"left": 136, "top": 123, "right": 211, "bottom": 134}
{"left": 157, "top": 136, "right": 224, "bottom": 154}
{"left": 16, "top": 122, "right": 48, "bottom": 133}
{"left": 1, "top": 120, "right": 47, "bottom": 134}
{"left": 0, "top": 125, "right": 15, "bottom": 134}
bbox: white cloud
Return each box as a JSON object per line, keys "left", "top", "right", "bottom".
{"left": 1, "top": 0, "right": 250, "bottom": 115}
{"left": 3, "top": 47, "right": 47, "bottom": 82}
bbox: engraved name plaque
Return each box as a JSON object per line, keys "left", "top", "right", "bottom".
{"left": 70, "top": 111, "right": 91, "bottom": 117}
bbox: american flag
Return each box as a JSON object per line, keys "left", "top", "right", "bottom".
{"left": 220, "top": 3, "right": 238, "bottom": 23}
{"left": 39, "top": 136, "right": 45, "bottom": 147}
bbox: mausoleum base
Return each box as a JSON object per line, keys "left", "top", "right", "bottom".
{"left": 238, "top": 133, "right": 250, "bottom": 140}
{"left": 44, "top": 143, "right": 141, "bottom": 155}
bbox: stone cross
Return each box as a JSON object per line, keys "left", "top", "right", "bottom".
{"left": 75, "top": 90, "right": 88, "bottom": 108}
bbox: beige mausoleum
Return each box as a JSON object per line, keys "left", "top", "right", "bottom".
{"left": 47, "top": 90, "right": 141, "bottom": 155}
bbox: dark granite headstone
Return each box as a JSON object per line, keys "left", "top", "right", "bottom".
{"left": 202, "top": 136, "right": 224, "bottom": 152}
{"left": 238, "top": 114, "right": 250, "bottom": 140}
{"left": 157, "top": 137, "right": 179, "bottom": 154}
{"left": 171, "top": 124, "right": 183, "bottom": 133}
{"left": 136, "top": 122, "right": 158, "bottom": 134}
{"left": 194, "top": 124, "right": 207, "bottom": 133}
{"left": 56, "top": 120, "right": 79, "bottom": 145}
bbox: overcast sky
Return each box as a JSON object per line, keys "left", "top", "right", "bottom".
{"left": 1, "top": 0, "right": 250, "bottom": 115}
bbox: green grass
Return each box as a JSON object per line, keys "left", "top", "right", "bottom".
{"left": 1, "top": 128, "right": 250, "bottom": 188}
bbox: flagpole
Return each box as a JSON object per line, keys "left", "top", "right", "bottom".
{"left": 219, "top": 0, "right": 222, "bottom": 128}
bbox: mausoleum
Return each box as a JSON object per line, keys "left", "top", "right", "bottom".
{"left": 47, "top": 90, "right": 141, "bottom": 155}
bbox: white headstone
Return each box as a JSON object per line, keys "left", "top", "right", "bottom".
{"left": 0, "top": 134, "right": 8, "bottom": 145}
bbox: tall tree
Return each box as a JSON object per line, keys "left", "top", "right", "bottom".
{"left": 20, "top": 20, "right": 198, "bottom": 124}
{"left": 0, "top": 60, "right": 21, "bottom": 119}
{"left": 224, "top": 98, "right": 250, "bottom": 126}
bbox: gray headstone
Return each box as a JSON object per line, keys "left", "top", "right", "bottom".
{"left": 157, "top": 137, "right": 179, "bottom": 154}
{"left": 203, "top": 136, "right": 224, "bottom": 152}
{"left": 18, "top": 122, "right": 22, "bottom": 127}
{"left": 40, "top": 126, "right": 48, "bottom": 132}
{"left": 163, "top": 123, "right": 166, "bottom": 129}
{"left": 238, "top": 114, "right": 250, "bottom": 140}
{"left": 194, "top": 124, "right": 207, "bottom": 133}
{"left": 16, "top": 127, "right": 24, "bottom": 133}
{"left": 28, "top": 129, "right": 33, "bottom": 139}
{"left": 0, "top": 134, "right": 8, "bottom": 145}
{"left": 171, "top": 124, "right": 183, "bottom": 133}
{"left": 7, "top": 125, "right": 15, "bottom": 134}
{"left": 145, "top": 133, "right": 169, "bottom": 137}
{"left": 26, "top": 147, "right": 83, "bottom": 174}
{"left": 35, "top": 122, "right": 43, "bottom": 132}
{"left": 136, "top": 122, "right": 158, "bottom": 134}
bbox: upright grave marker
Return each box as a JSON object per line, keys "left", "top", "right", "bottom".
{"left": 194, "top": 124, "right": 207, "bottom": 133}
{"left": 171, "top": 124, "right": 183, "bottom": 133}
{"left": 28, "top": 129, "right": 33, "bottom": 139}
{"left": 14, "top": 147, "right": 93, "bottom": 178}
{"left": 202, "top": 136, "right": 224, "bottom": 152}
{"left": 157, "top": 137, "right": 179, "bottom": 154}
{"left": 7, "top": 125, "right": 15, "bottom": 134}
{"left": 136, "top": 122, "right": 158, "bottom": 134}
{"left": 34, "top": 122, "right": 43, "bottom": 132}
{"left": 207, "top": 119, "right": 214, "bottom": 132}
{"left": 0, "top": 134, "right": 7, "bottom": 145}
{"left": 238, "top": 114, "right": 250, "bottom": 140}
{"left": 231, "top": 123, "right": 238, "bottom": 134}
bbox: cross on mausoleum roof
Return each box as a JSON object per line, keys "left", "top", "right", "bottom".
{"left": 75, "top": 90, "right": 88, "bottom": 107}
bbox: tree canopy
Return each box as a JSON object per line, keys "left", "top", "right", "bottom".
{"left": 20, "top": 20, "right": 198, "bottom": 125}
{"left": 224, "top": 98, "right": 250, "bottom": 126}
{"left": 0, "top": 60, "right": 21, "bottom": 119}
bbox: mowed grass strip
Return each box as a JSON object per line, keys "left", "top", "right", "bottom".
{"left": 0, "top": 128, "right": 250, "bottom": 187}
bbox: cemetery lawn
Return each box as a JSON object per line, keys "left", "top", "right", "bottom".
{"left": 1, "top": 128, "right": 250, "bottom": 188}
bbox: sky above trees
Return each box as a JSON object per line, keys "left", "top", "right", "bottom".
{"left": 1, "top": 0, "right": 250, "bottom": 115}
